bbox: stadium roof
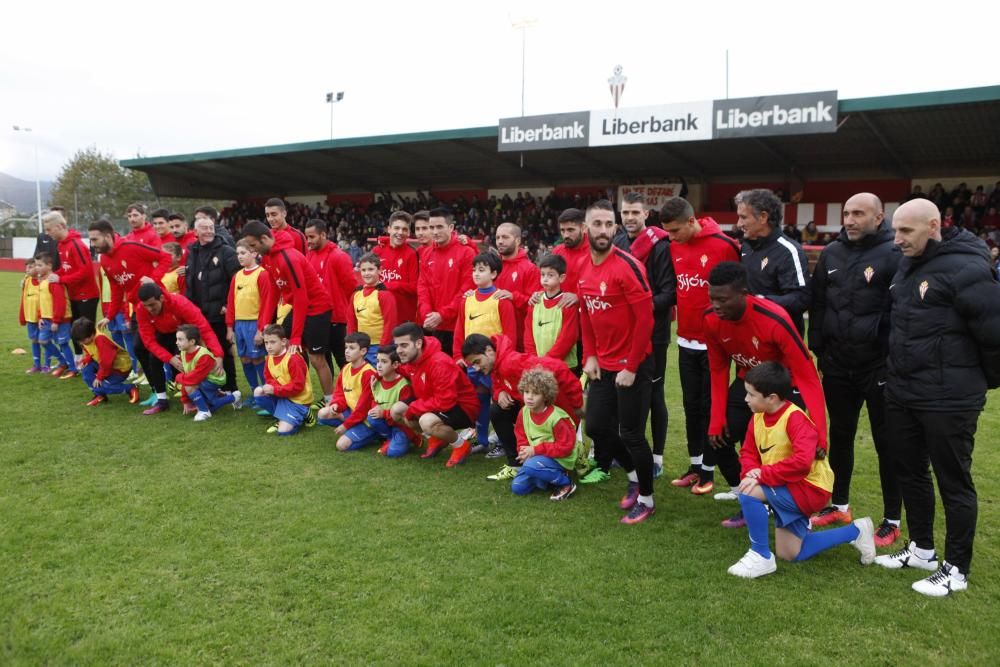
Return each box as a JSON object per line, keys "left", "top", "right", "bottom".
{"left": 122, "top": 86, "right": 1000, "bottom": 199}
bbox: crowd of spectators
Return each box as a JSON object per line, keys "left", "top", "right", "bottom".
{"left": 905, "top": 181, "right": 1000, "bottom": 247}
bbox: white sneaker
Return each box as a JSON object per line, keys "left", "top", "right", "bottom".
{"left": 728, "top": 549, "right": 777, "bottom": 579}
{"left": 488, "top": 432, "right": 500, "bottom": 446}
{"left": 874, "top": 541, "right": 939, "bottom": 571}
{"left": 231, "top": 390, "right": 243, "bottom": 410}
{"left": 193, "top": 411, "right": 212, "bottom": 422}
{"left": 851, "top": 517, "right": 876, "bottom": 565}
{"left": 911, "top": 561, "right": 968, "bottom": 597}
{"left": 714, "top": 489, "right": 738, "bottom": 501}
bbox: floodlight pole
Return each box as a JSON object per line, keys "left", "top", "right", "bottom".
{"left": 326, "top": 92, "right": 344, "bottom": 141}
{"left": 13, "top": 125, "right": 43, "bottom": 232}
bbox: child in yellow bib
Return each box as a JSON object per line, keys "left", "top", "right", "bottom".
{"left": 511, "top": 368, "right": 579, "bottom": 501}
{"left": 317, "top": 332, "right": 377, "bottom": 437}
{"left": 349, "top": 253, "right": 398, "bottom": 366}
{"left": 20, "top": 259, "right": 50, "bottom": 373}
{"left": 729, "top": 361, "right": 876, "bottom": 579}
{"left": 255, "top": 323, "right": 313, "bottom": 435}
{"left": 71, "top": 317, "right": 141, "bottom": 406}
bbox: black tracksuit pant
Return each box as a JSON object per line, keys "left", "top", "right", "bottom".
{"left": 678, "top": 346, "right": 710, "bottom": 464}
{"left": 650, "top": 343, "right": 669, "bottom": 456}
{"left": 70, "top": 298, "right": 99, "bottom": 354}
{"left": 490, "top": 399, "right": 523, "bottom": 467}
{"left": 887, "top": 400, "right": 979, "bottom": 574}
{"left": 587, "top": 355, "right": 655, "bottom": 496}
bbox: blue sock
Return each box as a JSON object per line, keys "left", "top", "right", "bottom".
{"left": 242, "top": 361, "right": 260, "bottom": 390}
{"left": 794, "top": 523, "right": 861, "bottom": 561}
{"left": 31, "top": 342, "right": 41, "bottom": 366}
{"left": 254, "top": 360, "right": 266, "bottom": 385}
{"left": 59, "top": 342, "right": 75, "bottom": 368}
{"left": 476, "top": 393, "right": 491, "bottom": 445}
{"left": 738, "top": 493, "right": 772, "bottom": 558}
{"left": 45, "top": 342, "right": 62, "bottom": 367}
{"left": 188, "top": 389, "right": 211, "bottom": 413}
{"left": 121, "top": 333, "right": 138, "bottom": 370}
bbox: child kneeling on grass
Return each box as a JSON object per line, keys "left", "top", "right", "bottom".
{"left": 512, "top": 368, "right": 579, "bottom": 501}
{"left": 729, "top": 361, "right": 876, "bottom": 579}
{"left": 174, "top": 324, "right": 241, "bottom": 422}
{"left": 71, "top": 318, "right": 140, "bottom": 406}
{"left": 254, "top": 324, "right": 313, "bottom": 435}
{"left": 316, "top": 332, "right": 377, "bottom": 437}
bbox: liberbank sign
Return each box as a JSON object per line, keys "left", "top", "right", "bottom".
{"left": 498, "top": 91, "right": 837, "bottom": 152}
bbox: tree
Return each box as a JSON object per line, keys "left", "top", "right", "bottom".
{"left": 49, "top": 147, "right": 228, "bottom": 232}
{"left": 49, "top": 146, "right": 153, "bottom": 232}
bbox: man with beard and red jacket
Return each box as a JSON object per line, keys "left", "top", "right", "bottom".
{"left": 493, "top": 222, "right": 540, "bottom": 349}
{"left": 417, "top": 207, "right": 476, "bottom": 354}
{"left": 42, "top": 211, "right": 100, "bottom": 358}
{"left": 390, "top": 322, "right": 479, "bottom": 468}
{"left": 240, "top": 220, "right": 335, "bottom": 406}
{"left": 374, "top": 211, "right": 420, "bottom": 323}
{"left": 661, "top": 197, "right": 741, "bottom": 493}
{"left": 611, "top": 191, "right": 676, "bottom": 483}
{"left": 265, "top": 198, "right": 307, "bottom": 255}
{"left": 89, "top": 219, "right": 171, "bottom": 322}
{"left": 462, "top": 333, "right": 583, "bottom": 481}
{"left": 135, "top": 282, "right": 225, "bottom": 415}
{"left": 123, "top": 203, "right": 162, "bottom": 247}
{"left": 305, "top": 219, "right": 357, "bottom": 374}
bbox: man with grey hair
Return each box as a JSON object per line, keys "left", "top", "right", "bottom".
{"left": 43, "top": 210, "right": 100, "bottom": 359}
{"left": 808, "top": 193, "right": 902, "bottom": 547}
{"left": 873, "top": 198, "right": 1000, "bottom": 597}
{"left": 735, "top": 189, "right": 810, "bottom": 334}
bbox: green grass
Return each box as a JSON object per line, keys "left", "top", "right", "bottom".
{"left": 1, "top": 269, "right": 998, "bottom": 665}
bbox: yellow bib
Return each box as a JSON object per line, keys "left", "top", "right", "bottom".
{"left": 267, "top": 353, "right": 313, "bottom": 405}
{"left": 38, "top": 280, "right": 70, "bottom": 320}
{"left": 83, "top": 327, "right": 133, "bottom": 375}
{"left": 752, "top": 404, "right": 833, "bottom": 493}
{"left": 21, "top": 278, "right": 40, "bottom": 322}
{"left": 234, "top": 266, "right": 264, "bottom": 320}
{"left": 463, "top": 293, "right": 503, "bottom": 339}
{"left": 353, "top": 288, "right": 384, "bottom": 343}
{"left": 341, "top": 362, "right": 374, "bottom": 411}
{"left": 162, "top": 269, "right": 181, "bottom": 294}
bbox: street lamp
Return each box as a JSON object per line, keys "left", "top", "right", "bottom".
{"left": 12, "top": 125, "right": 43, "bottom": 233}
{"left": 510, "top": 18, "right": 538, "bottom": 117}
{"left": 326, "top": 91, "right": 344, "bottom": 140}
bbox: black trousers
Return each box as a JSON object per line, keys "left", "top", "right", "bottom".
{"left": 432, "top": 330, "right": 454, "bottom": 358}
{"left": 586, "top": 355, "right": 655, "bottom": 496}
{"left": 490, "top": 399, "right": 522, "bottom": 467}
{"left": 325, "top": 322, "right": 347, "bottom": 373}
{"left": 135, "top": 331, "right": 178, "bottom": 394}
{"left": 209, "top": 320, "right": 238, "bottom": 392}
{"left": 823, "top": 366, "right": 900, "bottom": 519}
{"left": 678, "top": 346, "right": 710, "bottom": 463}
{"left": 69, "top": 298, "right": 99, "bottom": 354}
{"left": 650, "top": 343, "right": 669, "bottom": 456}
{"left": 714, "top": 379, "right": 807, "bottom": 487}
{"left": 887, "top": 401, "right": 979, "bottom": 574}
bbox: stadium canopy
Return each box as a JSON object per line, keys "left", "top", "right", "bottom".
{"left": 122, "top": 85, "right": 1000, "bottom": 200}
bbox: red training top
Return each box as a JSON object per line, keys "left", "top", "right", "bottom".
{"left": 135, "top": 292, "right": 223, "bottom": 363}
{"left": 373, "top": 238, "right": 420, "bottom": 323}
{"left": 398, "top": 336, "right": 478, "bottom": 421}
{"left": 669, "top": 217, "right": 740, "bottom": 343}
{"left": 307, "top": 242, "right": 357, "bottom": 324}
{"left": 56, "top": 229, "right": 99, "bottom": 301}
{"left": 99, "top": 237, "right": 171, "bottom": 318}
{"left": 417, "top": 232, "right": 476, "bottom": 333}
{"left": 260, "top": 247, "right": 333, "bottom": 346}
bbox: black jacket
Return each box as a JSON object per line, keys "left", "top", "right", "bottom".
{"left": 741, "top": 226, "right": 811, "bottom": 333}
{"left": 886, "top": 226, "right": 1000, "bottom": 411}
{"left": 613, "top": 228, "right": 677, "bottom": 344}
{"left": 185, "top": 236, "right": 239, "bottom": 324}
{"left": 808, "top": 222, "right": 900, "bottom": 374}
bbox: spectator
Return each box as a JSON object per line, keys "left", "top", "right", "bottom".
{"left": 801, "top": 221, "right": 820, "bottom": 244}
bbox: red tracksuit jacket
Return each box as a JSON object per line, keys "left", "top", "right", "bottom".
{"left": 136, "top": 292, "right": 223, "bottom": 363}
{"left": 56, "top": 229, "right": 99, "bottom": 301}
{"left": 373, "top": 238, "right": 420, "bottom": 323}
{"left": 399, "top": 336, "right": 478, "bottom": 422}
{"left": 669, "top": 217, "right": 741, "bottom": 343}
{"left": 99, "top": 237, "right": 171, "bottom": 318}
{"left": 260, "top": 247, "right": 333, "bottom": 346}
{"left": 417, "top": 233, "right": 476, "bottom": 333}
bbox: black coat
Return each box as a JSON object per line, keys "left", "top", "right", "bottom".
{"left": 185, "top": 237, "right": 239, "bottom": 324}
{"left": 886, "top": 226, "right": 1000, "bottom": 411}
{"left": 808, "top": 222, "right": 900, "bottom": 374}
{"left": 741, "top": 227, "right": 811, "bottom": 333}
{"left": 613, "top": 228, "right": 676, "bottom": 344}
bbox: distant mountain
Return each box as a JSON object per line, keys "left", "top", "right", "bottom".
{"left": 0, "top": 172, "right": 54, "bottom": 214}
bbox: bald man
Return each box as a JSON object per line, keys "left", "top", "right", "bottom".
{"left": 873, "top": 198, "right": 1000, "bottom": 597}
{"left": 807, "top": 193, "right": 902, "bottom": 547}
{"left": 493, "top": 222, "right": 540, "bottom": 348}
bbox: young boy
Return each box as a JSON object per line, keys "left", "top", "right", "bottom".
{"left": 174, "top": 324, "right": 241, "bottom": 422}
{"left": 226, "top": 240, "right": 271, "bottom": 407}
{"left": 19, "top": 259, "right": 47, "bottom": 373}
{"left": 334, "top": 345, "right": 420, "bottom": 456}
{"left": 160, "top": 242, "right": 186, "bottom": 295}
{"left": 70, "top": 318, "right": 141, "bottom": 406}
{"left": 254, "top": 323, "right": 313, "bottom": 435}
{"left": 523, "top": 254, "right": 579, "bottom": 371}
{"left": 348, "top": 253, "right": 398, "bottom": 366}
{"left": 317, "top": 332, "right": 377, "bottom": 433}
{"left": 729, "top": 361, "right": 876, "bottom": 579}
{"left": 35, "top": 253, "right": 76, "bottom": 378}
{"left": 453, "top": 252, "right": 517, "bottom": 459}
{"left": 511, "top": 368, "right": 579, "bottom": 501}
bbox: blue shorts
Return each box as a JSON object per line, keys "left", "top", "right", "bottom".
{"left": 234, "top": 320, "right": 265, "bottom": 359}
{"left": 762, "top": 485, "right": 811, "bottom": 539}
{"left": 256, "top": 395, "right": 309, "bottom": 427}
{"left": 106, "top": 313, "right": 129, "bottom": 333}
{"left": 26, "top": 322, "right": 39, "bottom": 342}
{"left": 38, "top": 320, "right": 71, "bottom": 345}
{"left": 342, "top": 421, "right": 380, "bottom": 450}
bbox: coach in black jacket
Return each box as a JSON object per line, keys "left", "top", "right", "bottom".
{"left": 613, "top": 192, "right": 676, "bottom": 474}
{"left": 808, "top": 193, "right": 901, "bottom": 543}
{"left": 186, "top": 217, "right": 240, "bottom": 391}
{"left": 874, "top": 198, "right": 1000, "bottom": 597}
{"left": 736, "top": 189, "right": 810, "bottom": 334}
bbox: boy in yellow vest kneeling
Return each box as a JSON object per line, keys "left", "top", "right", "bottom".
{"left": 71, "top": 318, "right": 141, "bottom": 406}
{"left": 174, "top": 324, "right": 241, "bottom": 422}
{"left": 255, "top": 324, "right": 313, "bottom": 435}
{"left": 512, "top": 368, "right": 579, "bottom": 501}
{"left": 729, "top": 361, "right": 876, "bottom": 579}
